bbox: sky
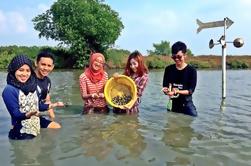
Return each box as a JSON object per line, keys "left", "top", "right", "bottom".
{"left": 1, "top": 0, "right": 251, "bottom": 56}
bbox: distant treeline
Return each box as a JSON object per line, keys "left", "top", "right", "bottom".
{"left": 0, "top": 45, "right": 250, "bottom": 69}
{"left": 0, "top": 46, "right": 72, "bottom": 69}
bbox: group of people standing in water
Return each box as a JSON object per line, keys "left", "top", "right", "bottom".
{"left": 1, "top": 41, "right": 197, "bottom": 140}
{"left": 79, "top": 50, "right": 149, "bottom": 114}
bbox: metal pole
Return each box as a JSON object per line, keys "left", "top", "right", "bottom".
{"left": 222, "top": 18, "right": 227, "bottom": 99}
{"left": 222, "top": 44, "right": 226, "bottom": 99}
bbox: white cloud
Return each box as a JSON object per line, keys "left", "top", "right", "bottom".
{"left": 37, "top": 0, "right": 57, "bottom": 12}
{"left": 8, "top": 12, "right": 27, "bottom": 33}
{"left": 240, "top": 0, "right": 251, "bottom": 5}
{"left": 0, "top": 11, "right": 27, "bottom": 34}
{"left": 0, "top": 10, "right": 7, "bottom": 32}
{"left": 37, "top": 3, "right": 51, "bottom": 13}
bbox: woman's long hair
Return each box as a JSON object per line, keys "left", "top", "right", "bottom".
{"left": 124, "top": 50, "right": 148, "bottom": 77}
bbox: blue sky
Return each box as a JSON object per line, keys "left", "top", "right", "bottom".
{"left": 1, "top": 0, "right": 251, "bottom": 55}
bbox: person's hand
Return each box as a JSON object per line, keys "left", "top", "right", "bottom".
{"left": 91, "top": 93, "right": 99, "bottom": 99}
{"left": 55, "top": 101, "right": 64, "bottom": 107}
{"left": 120, "top": 104, "right": 131, "bottom": 110}
{"left": 45, "top": 100, "right": 52, "bottom": 104}
{"left": 162, "top": 87, "right": 169, "bottom": 95}
{"left": 50, "top": 102, "right": 64, "bottom": 109}
{"left": 112, "top": 72, "right": 120, "bottom": 79}
{"left": 173, "top": 88, "right": 179, "bottom": 95}
{"left": 26, "top": 111, "right": 39, "bottom": 118}
{"left": 37, "top": 111, "right": 49, "bottom": 117}
{"left": 167, "top": 91, "right": 175, "bottom": 97}
{"left": 98, "top": 93, "right": 105, "bottom": 98}
{"left": 48, "top": 109, "right": 55, "bottom": 120}
{"left": 166, "top": 88, "right": 180, "bottom": 98}
{"left": 45, "top": 95, "right": 51, "bottom": 103}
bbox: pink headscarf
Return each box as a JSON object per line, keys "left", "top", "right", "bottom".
{"left": 84, "top": 53, "right": 105, "bottom": 83}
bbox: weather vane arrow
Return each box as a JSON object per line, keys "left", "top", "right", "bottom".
{"left": 196, "top": 17, "right": 234, "bottom": 33}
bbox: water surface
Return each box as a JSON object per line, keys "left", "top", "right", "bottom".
{"left": 0, "top": 69, "right": 251, "bottom": 166}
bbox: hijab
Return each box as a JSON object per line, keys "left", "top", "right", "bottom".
{"left": 84, "top": 53, "right": 105, "bottom": 83}
{"left": 7, "top": 54, "right": 37, "bottom": 95}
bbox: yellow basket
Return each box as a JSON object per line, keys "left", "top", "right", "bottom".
{"left": 104, "top": 75, "right": 137, "bottom": 109}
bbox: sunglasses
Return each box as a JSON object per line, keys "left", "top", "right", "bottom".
{"left": 171, "top": 55, "right": 183, "bottom": 60}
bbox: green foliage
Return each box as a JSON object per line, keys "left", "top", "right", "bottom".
{"left": 189, "top": 61, "right": 210, "bottom": 69}
{"left": 39, "top": 46, "right": 76, "bottom": 68}
{"left": 105, "top": 48, "right": 129, "bottom": 68}
{"left": 186, "top": 49, "right": 194, "bottom": 56}
{"left": 0, "top": 51, "right": 15, "bottom": 69}
{"left": 0, "top": 46, "right": 74, "bottom": 69}
{"left": 73, "top": 55, "right": 88, "bottom": 69}
{"left": 145, "top": 55, "right": 169, "bottom": 69}
{"left": 0, "top": 46, "right": 41, "bottom": 69}
{"left": 147, "top": 40, "right": 194, "bottom": 57}
{"left": 148, "top": 60, "right": 166, "bottom": 69}
{"left": 1, "top": 45, "right": 251, "bottom": 70}
{"left": 32, "top": 0, "right": 124, "bottom": 68}
{"left": 0, "top": 45, "right": 40, "bottom": 59}
{"left": 147, "top": 40, "right": 171, "bottom": 56}
{"left": 227, "top": 60, "right": 249, "bottom": 69}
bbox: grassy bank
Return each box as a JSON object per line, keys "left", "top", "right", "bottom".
{"left": 0, "top": 46, "right": 250, "bottom": 69}
{"left": 186, "top": 55, "right": 250, "bottom": 69}
{"left": 107, "top": 54, "right": 251, "bottom": 69}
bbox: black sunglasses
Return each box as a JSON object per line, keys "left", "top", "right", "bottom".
{"left": 171, "top": 55, "right": 183, "bottom": 60}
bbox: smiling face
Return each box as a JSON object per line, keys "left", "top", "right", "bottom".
{"left": 35, "top": 57, "right": 54, "bottom": 78}
{"left": 15, "top": 64, "right": 31, "bottom": 83}
{"left": 130, "top": 58, "right": 139, "bottom": 73}
{"left": 172, "top": 50, "right": 186, "bottom": 66}
{"left": 92, "top": 56, "right": 104, "bottom": 71}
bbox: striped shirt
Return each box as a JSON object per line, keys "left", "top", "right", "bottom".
{"left": 79, "top": 72, "right": 108, "bottom": 108}
{"left": 129, "top": 73, "right": 149, "bottom": 113}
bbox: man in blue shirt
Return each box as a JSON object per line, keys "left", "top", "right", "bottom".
{"left": 35, "top": 51, "right": 64, "bottom": 129}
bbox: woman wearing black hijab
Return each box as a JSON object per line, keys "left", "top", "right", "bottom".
{"left": 2, "top": 55, "right": 40, "bottom": 140}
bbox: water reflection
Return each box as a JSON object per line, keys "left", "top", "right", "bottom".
{"left": 9, "top": 133, "right": 57, "bottom": 166}
{"left": 79, "top": 114, "right": 114, "bottom": 160}
{"left": 78, "top": 114, "right": 146, "bottom": 160}
{"left": 162, "top": 114, "right": 194, "bottom": 148}
{"left": 107, "top": 115, "right": 146, "bottom": 158}
{"left": 160, "top": 114, "right": 198, "bottom": 166}
{"left": 220, "top": 98, "right": 226, "bottom": 112}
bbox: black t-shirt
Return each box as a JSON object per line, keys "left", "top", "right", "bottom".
{"left": 36, "top": 76, "right": 51, "bottom": 102}
{"left": 163, "top": 64, "right": 197, "bottom": 104}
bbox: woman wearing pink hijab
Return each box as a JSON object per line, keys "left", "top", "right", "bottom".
{"left": 79, "top": 53, "right": 109, "bottom": 114}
